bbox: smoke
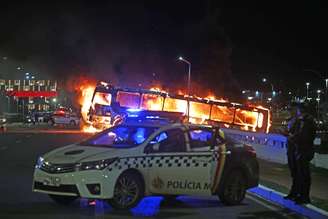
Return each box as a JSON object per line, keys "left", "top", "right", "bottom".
{"left": 0, "top": 1, "right": 236, "bottom": 100}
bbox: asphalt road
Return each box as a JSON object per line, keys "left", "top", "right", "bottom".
{"left": 0, "top": 130, "right": 307, "bottom": 219}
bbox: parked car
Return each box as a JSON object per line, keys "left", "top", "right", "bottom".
{"left": 48, "top": 109, "right": 80, "bottom": 126}
{"left": 43, "top": 111, "right": 53, "bottom": 123}
{"left": 0, "top": 115, "right": 7, "bottom": 131}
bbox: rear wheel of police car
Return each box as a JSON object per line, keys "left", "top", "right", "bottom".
{"left": 49, "top": 194, "right": 77, "bottom": 205}
{"left": 219, "top": 170, "right": 247, "bottom": 205}
{"left": 109, "top": 172, "right": 144, "bottom": 209}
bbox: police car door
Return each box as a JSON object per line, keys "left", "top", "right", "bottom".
{"left": 186, "top": 127, "right": 217, "bottom": 195}
{"left": 209, "top": 128, "right": 228, "bottom": 195}
{"left": 146, "top": 127, "right": 196, "bottom": 195}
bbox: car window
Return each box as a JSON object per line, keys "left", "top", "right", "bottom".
{"left": 80, "top": 125, "right": 157, "bottom": 148}
{"left": 151, "top": 128, "right": 186, "bottom": 153}
{"left": 189, "top": 128, "right": 214, "bottom": 151}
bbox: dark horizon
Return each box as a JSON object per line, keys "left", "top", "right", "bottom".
{"left": 0, "top": 1, "right": 327, "bottom": 98}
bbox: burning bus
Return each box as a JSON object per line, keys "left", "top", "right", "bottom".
{"left": 85, "top": 82, "right": 271, "bottom": 133}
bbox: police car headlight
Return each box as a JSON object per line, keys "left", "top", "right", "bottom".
{"left": 78, "top": 158, "right": 117, "bottom": 171}
{"left": 35, "top": 156, "right": 44, "bottom": 169}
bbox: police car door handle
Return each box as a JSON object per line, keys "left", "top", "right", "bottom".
{"left": 221, "top": 150, "right": 231, "bottom": 155}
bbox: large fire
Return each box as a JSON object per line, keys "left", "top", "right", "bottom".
{"left": 76, "top": 83, "right": 271, "bottom": 134}
{"left": 80, "top": 86, "right": 96, "bottom": 122}
{"left": 140, "top": 87, "right": 268, "bottom": 131}
{"left": 72, "top": 78, "right": 102, "bottom": 133}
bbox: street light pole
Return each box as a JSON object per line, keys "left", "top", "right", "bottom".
{"left": 325, "top": 78, "right": 328, "bottom": 101}
{"left": 317, "top": 90, "right": 321, "bottom": 119}
{"left": 261, "top": 77, "right": 275, "bottom": 103}
{"left": 306, "top": 82, "right": 310, "bottom": 100}
{"left": 179, "top": 56, "right": 191, "bottom": 122}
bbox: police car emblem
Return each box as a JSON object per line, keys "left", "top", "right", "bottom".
{"left": 152, "top": 176, "right": 164, "bottom": 189}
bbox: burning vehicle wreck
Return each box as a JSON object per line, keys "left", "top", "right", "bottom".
{"left": 82, "top": 82, "right": 271, "bottom": 133}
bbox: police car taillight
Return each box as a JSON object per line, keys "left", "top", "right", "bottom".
{"left": 244, "top": 144, "right": 256, "bottom": 156}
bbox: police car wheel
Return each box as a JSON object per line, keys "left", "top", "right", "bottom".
{"left": 109, "top": 172, "right": 144, "bottom": 209}
{"left": 219, "top": 170, "right": 246, "bottom": 205}
{"left": 48, "top": 194, "right": 77, "bottom": 205}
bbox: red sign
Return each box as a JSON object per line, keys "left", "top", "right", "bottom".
{"left": 6, "top": 91, "right": 58, "bottom": 97}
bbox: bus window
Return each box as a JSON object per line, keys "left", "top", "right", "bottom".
{"left": 234, "top": 108, "right": 259, "bottom": 127}
{"left": 140, "top": 94, "right": 164, "bottom": 111}
{"left": 117, "top": 91, "right": 140, "bottom": 109}
{"left": 93, "top": 92, "right": 112, "bottom": 106}
{"left": 210, "top": 105, "right": 234, "bottom": 123}
{"left": 189, "top": 101, "right": 210, "bottom": 119}
{"left": 163, "top": 97, "right": 187, "bottom": 114}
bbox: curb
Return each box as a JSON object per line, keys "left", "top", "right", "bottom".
{"left": 248, "top": 184, "right": 328, "bottom": 219}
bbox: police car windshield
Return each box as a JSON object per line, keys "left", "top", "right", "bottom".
{"left": 80, "top": 125, "right": 157, "bottom": 148}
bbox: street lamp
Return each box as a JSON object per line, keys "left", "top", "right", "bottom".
{"left": 261, "top": 77, "right": 274, "bottom": 103}
{"left": 178, "top": 56, "right": 191, "bottom": 121}
{"left": 317, "top": 90, "right": 321, "bottom": 119}
{"left": 325, "top": 78, "right": 328, "bottom": 101}
{"left": 306, "top": 82, "right": 310, "bottom": 100}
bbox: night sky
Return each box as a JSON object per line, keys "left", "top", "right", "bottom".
{"left": 0, "top": 1, "right": 327, "bottom": 98}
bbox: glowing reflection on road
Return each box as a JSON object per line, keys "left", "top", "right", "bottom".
{"left": 79, "top": 196, "right": 223, "bottom": 217}
{"left": 131, "top": 196, "right": 163, "bottom": 217}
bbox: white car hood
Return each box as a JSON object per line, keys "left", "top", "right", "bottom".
{"left": 43, "top": 144, "right": 137, "bottom": 164}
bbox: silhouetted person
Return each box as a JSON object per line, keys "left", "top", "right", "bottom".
{"left": 282, "top": 104, "right": 299, "bottom": 201}
{"left": 34, "top": 112, "right": 39, "bottom": 124}
{"left": 284, "top": 103, "right": 316, "bottom": 204}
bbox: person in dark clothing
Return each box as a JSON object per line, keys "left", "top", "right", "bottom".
{"left": 282, "top": 104, "right": 300, "bottom": 201}
{"left": 293, "top": 104, "right": 316, "bottom": 204}
{"left": 284, "top": 103, "right": 316, "bottom": 204}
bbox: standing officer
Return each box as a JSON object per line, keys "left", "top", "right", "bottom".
{"left": 293, "top": 103, "right": 316, "bottom": 204}
{"left": 283, "top": 103, "right": 300, "bottom": 201}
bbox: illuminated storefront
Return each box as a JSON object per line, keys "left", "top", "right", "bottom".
{"left": 0, "top": 79, "right": 57, "bottom": 114}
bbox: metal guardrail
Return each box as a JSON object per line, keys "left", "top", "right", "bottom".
{"left": 222, "top": 128, "right": 288, "bottom": 148}
{"left": 222, "top": 128, "right": 328, "bottom": 169}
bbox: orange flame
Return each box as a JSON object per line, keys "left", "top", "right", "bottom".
{"left": 82, "top": 125, "right": 102, "bottom": 133}
{"left": 79, "top": 86, "right": 96, "bottom": 123}
{"left": 78, "top": 83, "right": 271, "bottom": 133}
{"left": 72, "top": 78, "right": 101, "bottom": 133}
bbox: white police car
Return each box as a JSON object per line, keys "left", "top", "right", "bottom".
{"left": 49, "top": 111, "right": 80, "bottom": 126}
{"left": 32, "top": 120, "right": 259, "bottom": 209}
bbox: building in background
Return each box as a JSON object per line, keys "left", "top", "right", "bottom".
{"left": 0, "top": 79, "right": 57, "bottom": 115}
